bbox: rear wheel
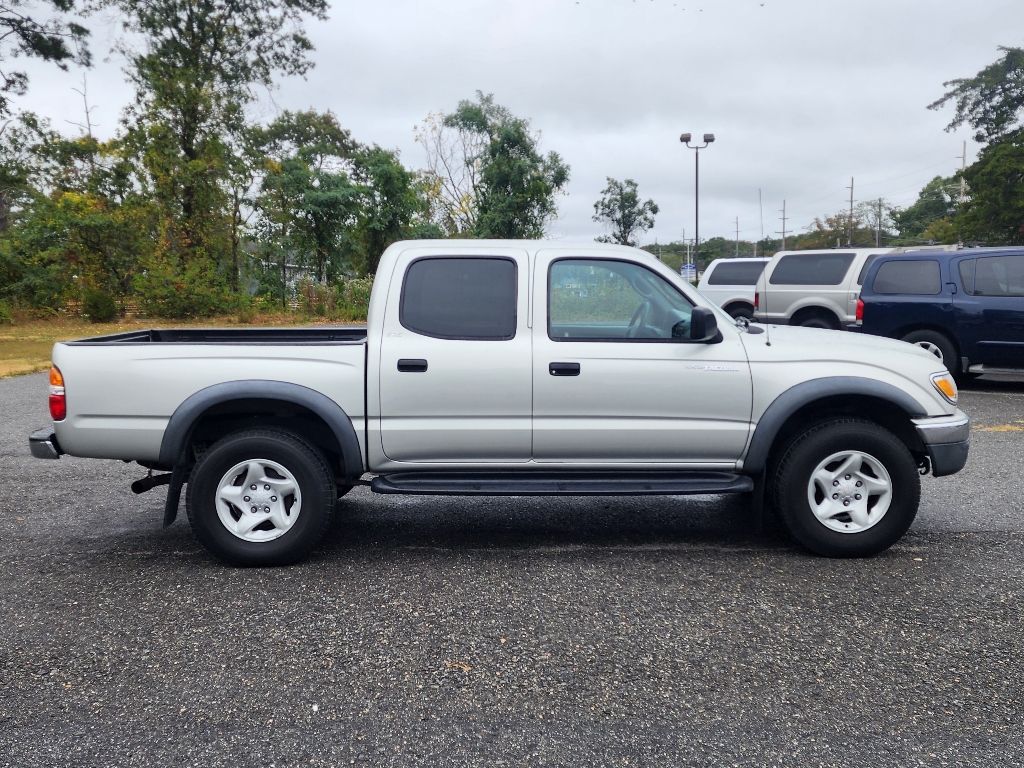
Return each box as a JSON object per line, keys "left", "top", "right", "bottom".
{"left": 773, "top": 419, "right": 920, "bottom": 557}
{"left": 793, "top": 310, "right": 840, "bottom": 330}
{"left": 725, "top": 303, "right": 754, "bottom": 320}
{"left": 186, "top": 429, "right": 336, "bottom": 566}
{"left": 901, "top": 330, "right": 958, "bottom": 373}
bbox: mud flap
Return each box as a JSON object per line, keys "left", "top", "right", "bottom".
{"left": 163, "top": 465, "right": 187, "bottom": 527}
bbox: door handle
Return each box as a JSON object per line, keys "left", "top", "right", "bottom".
{"left": 946, "top": 282, "right": 959, "bottom": 295}
{"left": 397, "top": 359, "right": 428, "bottom": 372}
{"left": 549, "top": 362, "right": 580, "bottom": 376}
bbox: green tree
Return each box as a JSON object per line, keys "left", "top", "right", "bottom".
{"left": 891, "top": 176, "right": 959, "bottom": 241}
{"left": 111, "top": 0, "right": 329, "bottom": 316}
{"left": 929, "top": 46, "right": 1024, "bottom": 143}
{"left": 953, "top": 135, "right": 1024, "bottom": 244}
{"left": 350, "top": 146, "right": 439, "bottom": 275}
{"left": 592, "top": 177, "right": 658, "bottom": 246}
{"left": 0, "top": 0, "right": 90, "bottom": 115}
{"left": 440, "top": 92, "right": 569, "bottom": 239}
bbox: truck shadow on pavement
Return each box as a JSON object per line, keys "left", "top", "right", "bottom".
{"left": 312, "top": 489, "right": 793, "bottom": 556}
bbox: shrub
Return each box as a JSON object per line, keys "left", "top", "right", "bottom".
{"left": 0, "top": 301, "right": 12, "bottom": 325}
{"left": 83, "top": 288, "right": 118, "bottom": 323}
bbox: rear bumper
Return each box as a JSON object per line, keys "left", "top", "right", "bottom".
{"left": 29, "top": 428, "right": 62, "bottom": 459}
{"left": 914, "top": 411, "right": 970, "bottom": 477}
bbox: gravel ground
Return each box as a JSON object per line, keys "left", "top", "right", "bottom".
{"left": 1, "top": 371, "right": 1023, "bottom": 767}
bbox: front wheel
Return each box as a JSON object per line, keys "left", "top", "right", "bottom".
{"left": 186, "top": 429, "right": 336, "bottom": 566}
{"left": 773, "top": 419, "right": 920, "bottom": 557}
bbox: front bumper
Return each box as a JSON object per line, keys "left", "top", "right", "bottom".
{"left": 29, "top": 428, "right": 62, "bottom": 459}
{"left": 914, "top": 411, "right": 970, "bottom": 477}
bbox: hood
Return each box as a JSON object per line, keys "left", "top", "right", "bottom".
{"left": 741, "top": 323, "right": 946, "bottom": 372}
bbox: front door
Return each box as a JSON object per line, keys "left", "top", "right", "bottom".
{"left": 378, "top": 249, "right": 533, "bottom": 462}
{"left": 532, "top": 252, "right": 753, "bottom": 465}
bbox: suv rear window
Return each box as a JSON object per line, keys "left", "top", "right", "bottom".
{"left": 401, "top": 257, "right": 517, "bottom": 340}
{"left": 769, "top": 253, "right": 856, "bottom": 285}
{"left": 961, "top": 254, "right": 1024, "bottom": 297}
{"left": 707, "top": 261, "right": 766, "bottom": 285}
{"left": 871, "top": 260, "right": 941, "bottom": 295}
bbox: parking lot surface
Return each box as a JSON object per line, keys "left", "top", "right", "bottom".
{"left": 2, "top": 371, "right": 1023, "bottom": 766}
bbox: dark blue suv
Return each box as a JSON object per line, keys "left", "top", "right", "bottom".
{"left": 859, "top": 247, "right": 1024, "bottom": 378}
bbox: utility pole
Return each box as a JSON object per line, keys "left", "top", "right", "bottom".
{"left": 758, "top": 188, "right": 764, "bottom": 257}
{"left": 876, "top": 198, "right": 882, "bottom": 247}
{"left": 777, "top": 200, "right": 788, "bottom": 250}
{"left": 958, "top": 140, "right": 967, "bottom": 204}
{"left": 735, "top": 216, "right": 740, "bottom": 256}
{"left": 846, "top": 177, "right": 855, "bottom": 247}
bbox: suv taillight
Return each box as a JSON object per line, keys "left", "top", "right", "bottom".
{"left": 49, "top": 366, "right": 66, "bottom": 421}
{"left": 856, "top": 298, "right": 864, "bottom": 322}
{"left": 754, "top": 292, "right": 759, "bottom": 310}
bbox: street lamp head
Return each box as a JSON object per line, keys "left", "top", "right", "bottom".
{"left": 679, "top": 133, "right": 692, "bottom": 144}
{"left": 703, "top": 133, "right": 715, "bottom": 143}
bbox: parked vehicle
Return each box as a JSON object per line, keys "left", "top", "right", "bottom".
{"left": 30, "top": 240, "right": 968, "bottom": 565}
{"left": 859, "top": 247, "right": 1024, "bottom": 378}
{"left": 754, "top": 248, "right": 893, "bottom": 329}
{"left": 696, "top": 257, "right": 770, "bottom": 319}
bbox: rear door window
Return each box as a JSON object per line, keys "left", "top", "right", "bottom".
{"left": 401, "top": 257, "right": 517, "bottom": 339}
{"left": 769, "top": 253, "right": 856, "bottom": 285}
{"left": 971, "top": 255, "right": 1024, "bottom": 297}
{"left": 707, "top": 261, "right": 766, "bottom": 285}
{"left": 871, "top": 260, "right": 941, "bottom": 295}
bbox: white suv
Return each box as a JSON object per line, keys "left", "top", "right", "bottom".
{"left": 696, "top": 257, "right": 770, "bottom": 319}
{"left": 754, "top": 248, "right": 893, "bottom": 329}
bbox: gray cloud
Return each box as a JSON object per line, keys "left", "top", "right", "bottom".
{"left": 17, "top": 0, "right": 1018, "bottom": 244}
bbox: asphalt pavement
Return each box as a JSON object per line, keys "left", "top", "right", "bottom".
{"left": 1, "top": 371, "right": 1023, "bottom": 767}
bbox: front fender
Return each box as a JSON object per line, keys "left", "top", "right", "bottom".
{"left": 741, "top": 376, "right": 928, "bottom": 475}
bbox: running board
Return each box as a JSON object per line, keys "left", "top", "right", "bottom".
{"left": 370, "top": 471, "right": 754, "bottom": 497}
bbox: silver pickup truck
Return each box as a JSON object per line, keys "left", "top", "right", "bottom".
{"left": 29, "top": 240, "right": 970, "bottom": 565}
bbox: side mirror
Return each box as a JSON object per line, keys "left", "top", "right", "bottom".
{"left": 689, "top": 307, "right": 721, "bottom": 343}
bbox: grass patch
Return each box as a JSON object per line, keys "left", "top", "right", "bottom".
{"left": 0, "top": 314, "right": 365, "bottom": 379}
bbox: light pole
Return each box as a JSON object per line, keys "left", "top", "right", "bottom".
{"left": 680, "top": 133, "right": 714, "bottom": 266}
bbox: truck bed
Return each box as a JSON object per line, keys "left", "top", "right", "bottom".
{"left": 64, "top": 326, "right": 368, "bottom": 345}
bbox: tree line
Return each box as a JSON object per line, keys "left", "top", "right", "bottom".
{"left": 0, "top": 0, "right": 570, "bottom": 321}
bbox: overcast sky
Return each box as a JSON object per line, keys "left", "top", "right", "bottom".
{"left": 15, "top": 0, "right": 1024, "bottom": 245}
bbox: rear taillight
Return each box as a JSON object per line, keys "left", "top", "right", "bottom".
{"left": 754, "top": 292, "right": 759, "bottom": 310}
{"left": 856, "top": 298, "right": 864, "bottom": 322}
{"left": 49, "top": 366, "right": 66, "bottom": 421}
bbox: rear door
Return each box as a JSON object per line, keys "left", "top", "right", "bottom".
{"left": 955, "top": 254, "right": 1024, "bottom": 368}
{"left": 378, "top": 249, "right": 532, "bottom": 462}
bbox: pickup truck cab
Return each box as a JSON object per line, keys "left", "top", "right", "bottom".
{"left": 859, "top": 247, "right": 1024, "bottom": 378}
{"left": 30, "top": 240, "right": 970, "bottom": 565}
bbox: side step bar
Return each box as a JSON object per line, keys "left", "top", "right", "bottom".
{"left": 370, "top": 471, "right": 754, "bottom": 497}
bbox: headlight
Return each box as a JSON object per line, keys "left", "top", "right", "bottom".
{"left": 930, "top": 372, "right": 958, "bottom": 405}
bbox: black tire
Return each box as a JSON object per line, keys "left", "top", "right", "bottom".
{"left": 773, "top": 419, "right": 920, "bottom": 558}
{"left": 185, "top": 429, "right": 336, "bottom": 566}
{"left": 794, "top": 310, "right": 840, "bottom": 330}
{"left": 901, "top": 330, "right": 958, "bottom": 374}
{"left": 726, "top": 303, "right": 754, "bottom": 320}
